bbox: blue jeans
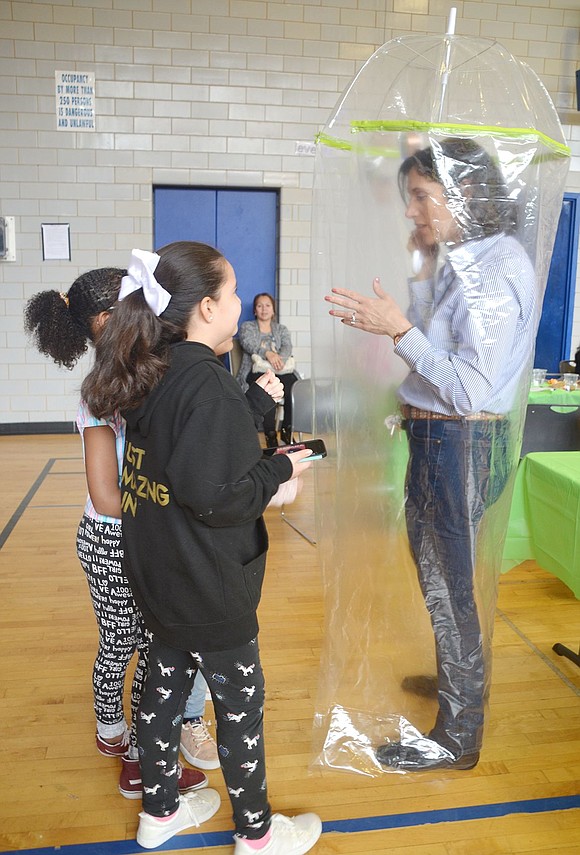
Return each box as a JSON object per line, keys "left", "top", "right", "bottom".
{"left": 404, "top": 417, "right": 510, "bottom": 756}
{"left": 184, "top": 671, "right": 208, "bottom": 720}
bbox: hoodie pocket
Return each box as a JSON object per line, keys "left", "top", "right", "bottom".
{"left": 240, "top": 552, "right": 267, "bottom": 611}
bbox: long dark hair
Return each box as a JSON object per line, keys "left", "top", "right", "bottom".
{"left": 23, "top": 268, "right": 125, "bottom": 369}
{"left": 398, "top": 137, "right": 518, "bottom": 239}
{"left": 81, "top": 241, "right": 227, "bottom": 418}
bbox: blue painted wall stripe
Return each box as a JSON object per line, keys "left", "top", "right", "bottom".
{"left": 3, "top": 794, "right": 578, "bottom": 855}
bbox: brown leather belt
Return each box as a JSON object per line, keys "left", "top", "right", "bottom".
{"left": 400, "top": 405, "right": 504, "bottom": 422}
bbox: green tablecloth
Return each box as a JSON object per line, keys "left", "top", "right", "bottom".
{"left": 503, "top": 451, "right": 580, "bottom": 598}
{"left": 528, "top": 386, "right": 580, "bottom": 406}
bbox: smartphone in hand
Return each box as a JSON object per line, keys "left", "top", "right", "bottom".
{"left": 263, "top": 438, "right": 327, "bottom": 460}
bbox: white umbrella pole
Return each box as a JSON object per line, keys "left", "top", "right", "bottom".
{"left": 437, "top": 7, "right": 457, "bottom": 121}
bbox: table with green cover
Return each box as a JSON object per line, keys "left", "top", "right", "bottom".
{"left": 502, "top": 451, "right": 580, "bottom": 598}
{"left": 528, "top": 385, "right": 580, "bottom": 407}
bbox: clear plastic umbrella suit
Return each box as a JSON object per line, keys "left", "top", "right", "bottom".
{"left": 309, "top": 14, "right": 570, "bottom": 776}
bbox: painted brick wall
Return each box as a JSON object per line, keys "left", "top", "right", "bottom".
{"left": 0, "top": 0, "right": 579, "bottom": 424}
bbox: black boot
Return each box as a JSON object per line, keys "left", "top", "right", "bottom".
{"left": 280, "top": 426, "right": 293, "bottom": 446}
{"left": 265, "top": 431, "right": 279, "bottom": 449}
{"left": 376, "top": 738, "right": 479, "bottom": 771}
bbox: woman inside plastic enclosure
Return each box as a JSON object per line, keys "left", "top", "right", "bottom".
{"left": 326, "top": 137, "right": 536, "bottom": 771}
{"left": 236, "top": 293, "right": 298, "bottom": 448}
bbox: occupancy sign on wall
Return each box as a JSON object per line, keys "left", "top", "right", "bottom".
{"left": 55, "top": 70, "right": 95, "bottom": 131}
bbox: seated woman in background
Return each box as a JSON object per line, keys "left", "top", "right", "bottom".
{"left": 237, "top": 292, "right": 298, "bottom": 447}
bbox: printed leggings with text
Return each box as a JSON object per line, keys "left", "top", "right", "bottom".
{"left": 76, "top": 514, "right": 147, "bottom": 747}
{"left": 138, "top": 632, "right": 271, "bottom": 840}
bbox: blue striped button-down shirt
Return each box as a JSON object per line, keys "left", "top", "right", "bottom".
{"left": 396, "top": 233, "right": 536, "bottom": 416}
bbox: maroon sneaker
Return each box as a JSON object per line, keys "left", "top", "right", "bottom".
{"left": 119, "top": 757, "right": 209, "bottom": 800}
{"left": 177, "top": 765, "right": 209, "bottom": 793}
{"left": 96, "top": 729, "right": 129, "bottom": 757}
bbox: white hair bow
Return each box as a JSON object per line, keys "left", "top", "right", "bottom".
{"left": 119, "top": 249, "right": 171, "bottom": 316}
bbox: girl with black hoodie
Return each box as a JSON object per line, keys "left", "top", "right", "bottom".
{"left": 82, "top": 242, "right": 322, "bottom": 854}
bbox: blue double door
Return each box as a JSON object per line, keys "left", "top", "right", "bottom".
{"left": 153, "top": 186, "right": 279, "bottom": 325}
{"left": 534, "top": 193, "right": 580, "bottom": 372}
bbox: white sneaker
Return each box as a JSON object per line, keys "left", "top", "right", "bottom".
{"left": 234, "top": 812, "right": 322, "bottom": 855}
{"left": 136, "top": 789, "right": 221, "bottom": 849}
{"left": 180, "top": 718, "right": 220, "bottom": 770}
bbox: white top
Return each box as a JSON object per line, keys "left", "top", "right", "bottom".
{"left": 76, "top": 399, "right": 125, "bottom": 523}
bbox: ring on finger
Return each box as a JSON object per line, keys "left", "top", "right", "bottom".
{"left": 350, "top": 311, "right": 356, "bottom": 325}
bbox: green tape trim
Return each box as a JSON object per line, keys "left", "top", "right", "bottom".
{"left": 315, "top": 132, "right": 401, "bottom": 158}
{"left": 315, "top": 132, "right": 352, "bottom": 152}
{"left": 354, "top": 120, "right": 569, "bottom": 156}
{"left": 316, "top": 120, "right": 570, "bottom": 158}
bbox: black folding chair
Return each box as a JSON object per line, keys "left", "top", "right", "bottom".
{"left": 281, "top": 378, "right": 335, "bottom": 545}
{"left": 289, "top": 378, "right": 313, "bottom": 441}
{"left": 520, "top": 403, "right": 580, "bottom": 457}
{"left": 290, "top": 377, "right": 335, "bottom": 441}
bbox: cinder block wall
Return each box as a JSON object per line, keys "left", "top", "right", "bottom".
{"left": 1, "top": 0, "right": 578, "bottom": 427}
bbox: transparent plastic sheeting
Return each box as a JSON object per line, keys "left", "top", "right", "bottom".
{"left": 309, "top": 33, "right": 569, "bottom": 776}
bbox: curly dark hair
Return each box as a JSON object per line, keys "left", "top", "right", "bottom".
{"left": 23, "top": 267, "right": 125, "bottom": 369}
{"left": 398, "top": 137, "right": 518, "bottom": 240}
{"left": 81, "top": 241, "right": 227, "bottom": 418}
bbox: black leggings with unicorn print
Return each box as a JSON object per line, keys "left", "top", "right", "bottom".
{"left": 138, "top": 632, "right": 272, "bottom": 841}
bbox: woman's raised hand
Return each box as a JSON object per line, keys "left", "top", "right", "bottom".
{"left": 325, "top": 277, "right": 410, "bottom": 338}
{"left": 407, "top": 230, "right": 438, "bottom": 280}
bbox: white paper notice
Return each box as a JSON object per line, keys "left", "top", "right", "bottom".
{"left": 41, "top": 223, "right": 71, "bottom": 261}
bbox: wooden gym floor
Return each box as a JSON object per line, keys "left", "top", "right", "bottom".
{"left": 0, "top": 434, "right": 579, "bottom": 854}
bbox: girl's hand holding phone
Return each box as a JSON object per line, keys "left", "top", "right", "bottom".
{"left": 286, "top": 447, "right": 314, "bottom": 479}
{"left": 264, "top": 439, "right": 326, "bottom": 469}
